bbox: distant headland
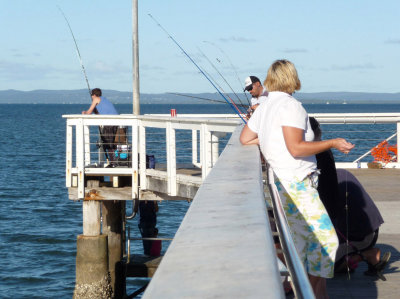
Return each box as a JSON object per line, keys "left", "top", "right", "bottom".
{"left": 0, "top": 89, "right": 399, "bottom": 104}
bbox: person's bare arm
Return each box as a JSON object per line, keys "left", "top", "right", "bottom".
{"left": 240, "top": 124, "right": 259, "bottom": 145}
{"left": 82, "top": 98, "right": 100, "bottom": 114}
{"left": 282, "top": 126, "right": 354, "bottom": 157}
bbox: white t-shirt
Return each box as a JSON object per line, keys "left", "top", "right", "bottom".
{"left": 247, "top": 91, "right": 316, "bottom": 181}
{"left": 250, "top": 89, "right": 268, "bottom": 106}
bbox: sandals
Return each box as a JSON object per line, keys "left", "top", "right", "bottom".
{"left": 335, "top": 257, "right": 357, "bottom": 274}
{"left": 364, "top": 251, "right": 391, "bottom": 281}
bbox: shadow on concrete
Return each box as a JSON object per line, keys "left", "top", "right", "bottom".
{"left": 327, "top": 242, "right": 400, "bottom": 299}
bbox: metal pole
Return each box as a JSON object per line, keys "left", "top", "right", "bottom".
{"left": 132, "top": 0, "right": 140, "bottom": 115}
{"left": 397, "top": 122, "right": 400, "bottom": 167}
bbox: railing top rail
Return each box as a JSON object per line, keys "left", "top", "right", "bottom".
{"left": 62, "top": 114, "right": 240, "bottom": 126}
{"left": 311, "top": 112, "right": 400, "bottom": 124}
{"left": 143, "top": 126, "right": 284, "bottom": 299}
{"left": 145, "top": 113, "right": 241, "bottom": 119}
{"left": 311, "top": 112, "right": 400, "bottom": 117}
{"left": 63, "top": 112, "right": 400, "bottom": 124}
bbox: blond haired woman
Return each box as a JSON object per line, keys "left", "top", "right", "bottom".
{"left": 240, "top": 60, "right": 354, "bottom": 299}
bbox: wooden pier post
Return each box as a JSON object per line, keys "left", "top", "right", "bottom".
{"left": 74, "top": 181, "right": 114, "bottom": 298}
{"left": 73, "top": 234, "right": 113, "bottom": 299}
{"left": 102, "top": 201, "right": 125, "bottom": 299}
{"left": 82, "top": 200, "right": 101, "bottom": 236}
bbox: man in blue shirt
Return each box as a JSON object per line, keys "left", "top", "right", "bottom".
{"left": 82, "top": 88, "right": 119, "bottom": 164}
{"left": 82, "top": 88, "right": 118, "bottom": 115}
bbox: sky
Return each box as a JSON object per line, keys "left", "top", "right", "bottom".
{"left": 0, "top": 0, "right": 399, "bottom": 94}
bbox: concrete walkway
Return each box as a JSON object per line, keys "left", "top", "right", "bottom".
{"left": 327, "top": 169, "right": 400, "bottom": 299}
{"left": 142, "top": 128, "right": 285, "bottom": 299}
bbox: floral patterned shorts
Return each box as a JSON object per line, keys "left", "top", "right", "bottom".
{"left": 275, "top": 173, "right": 338, "bottom": 278}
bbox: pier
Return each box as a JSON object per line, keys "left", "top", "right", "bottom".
{"left": 326, "top": 168, "right": 400, "bottom": 299}
{"left": 63, "top": 113, "right": 400, "bottom": 298}
{"left": 142, "top": 127, "right": 285, "bottom": 298}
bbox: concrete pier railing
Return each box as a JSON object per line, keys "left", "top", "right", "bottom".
{"left": 142, "top": 126, "right": 285, "bottom": 298}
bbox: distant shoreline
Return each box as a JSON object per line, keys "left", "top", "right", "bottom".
{"left": 2, "top": 102, "right": 400, "bottom": 105}
{"left": 0, "top": 89, "right": 399, "bottom": 104}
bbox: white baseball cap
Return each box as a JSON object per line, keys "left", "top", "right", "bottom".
{"left": 244, "top": 76, "right": 261, "bottom": 91}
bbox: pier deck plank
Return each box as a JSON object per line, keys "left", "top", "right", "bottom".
{"left": 126, "top": 255, "right": 162, "bottom": 278}
{"left": 327, "top": 168, "right": 400, "bottom": 299}
{"left": 67, "top": 164, "right": 202, "bottom": 201}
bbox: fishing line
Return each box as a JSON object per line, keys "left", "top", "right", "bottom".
{"left": 197, "top": 47, "right": 247, "bottom": 111}
{"left": 57, "top": 6, "right": 91, "bottom": 97}
{"left": 148, "top": 14, "right": 246, "bottom": 124}
{"left": 345, "top": 158, "right": 351, "bottom": 280}
{"left": 168, "top": 92, "right": 247, "bottom": 108}
{"left": 195, "top": 57, "right": 247, "bottom": 114}
{"left": 203, "top": 40, "right": 250, "bottom": 105}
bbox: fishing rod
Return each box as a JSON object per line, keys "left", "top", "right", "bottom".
{"left": 197, "top": 61, "right": 247, "bottom": 114}
{"left": 148, "top": 14, "right": 246, "bottom": 124}
{"left": 192, "top": 54, "right": 246, "bottom": 114}
{"left": 215, "top": 55, "right": 251, "bottom": 106}
{"left": 168, "top": 92, "right": 248, "bottom": 108}
{"left": 197, "top": 47, "right": 247, "bottom": 110}
{"left": 203, "top": 40, "right": 250, "bottom": 105}
{"left": 57, "top": 6, "right": 91, "bottom": 97}
{"left": 199, "top": 44, "right": 249, "bottom": 106}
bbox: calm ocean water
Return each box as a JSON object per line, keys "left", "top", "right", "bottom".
{"left": 0, "top": 103, "right": 399, "bottom": 298}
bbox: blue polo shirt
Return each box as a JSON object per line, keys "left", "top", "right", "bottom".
{"left": 96, "top": 97, "right": 118, "bottom": 115}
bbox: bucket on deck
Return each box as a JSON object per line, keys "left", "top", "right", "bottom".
{"left": 146, "top": 155, "right": 155, "bottom": 169}
{"left": 170, "top": 109, "right": 177, "bottom": 117}
{"left": 115, "top": 144, "right": 131, "bottom": 167}
{"left": 150, "top": 239, "right": 162, "bottom": 257}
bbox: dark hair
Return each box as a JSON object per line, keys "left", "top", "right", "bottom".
{"left": 250, "top": 76, "right": 261, "bottom": 84}
{"left": 91, "top": 88, "right": 102, "bottom": 97}
{"left": 309, "top": 117, "right": 321, "bottom": 141}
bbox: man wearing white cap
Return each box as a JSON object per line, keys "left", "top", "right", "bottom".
{"left": 244, "top": 75, "right": 268, "bottom": 113}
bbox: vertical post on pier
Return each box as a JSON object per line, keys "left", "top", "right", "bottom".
{"left": 84, "top": 125, "right": 91, "bottom": 165}
{"left": 139, "top": 124, "right": 147, "bottom": 189}
{"left": 397, "top": 122, "right": 400, "bottom": 168}
{"left": 82, "top": 200, "right": 101, "bottom": 236}
{"left": 74, "top": 234, "right": 112, "bottom": 298}
{"left": 74, "top": 180, "right": 113, "bottom": 298}
{"left": 102, "top": 200, "right": 125, "bottom": 298}
{"left": 192, "top": 129, "right": 200, "bottom": 167}
{"left": 132, "top": 0, "right": 140, "bottom": 115}
{"left": 132, "top": 119, "right": 139, "bottom": 199}
{"left": 166, "top": 121, "right": 177, "bottom": 196}
{"left": 66, "top": 122, "right": 73, "bottom": 187}
{"left": 211, "top": 132, "right": 219, "bottom": 167}
{"left": 76, "top": 119, "right": 85, "bottom": 199}
{"left": 200, "top": 124, "right": 212, "bottom": 180}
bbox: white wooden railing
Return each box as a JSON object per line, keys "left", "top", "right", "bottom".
{"left": 63, "top": 114, "right": 239, "bottom": 200}
{"left": 63, "top": 112, "right": 400, "bottom": 200}
{"left": 310, "top": 113, "right": 400, "bottom": 168}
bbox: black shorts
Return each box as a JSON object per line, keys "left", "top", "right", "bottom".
{"left": 335, "top": 229, "right": 379, "bottom": 265}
